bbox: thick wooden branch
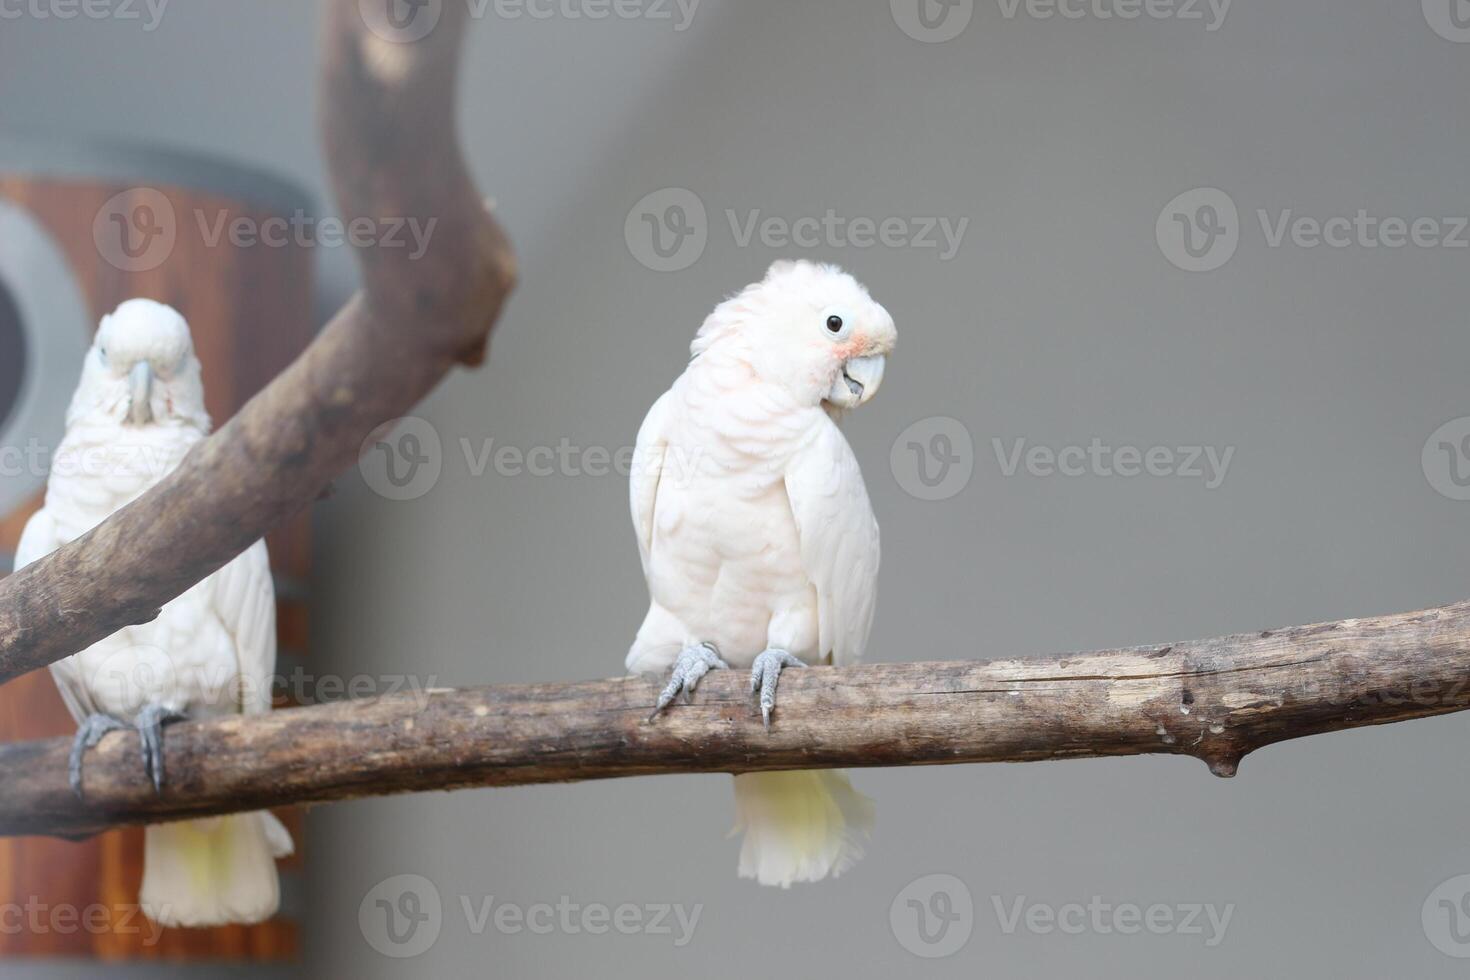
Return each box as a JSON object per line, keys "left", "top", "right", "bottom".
{"left": 0, "top": 0, "right": 514, "bottom": 686}
{"left": 6, "top": 599, "right": 1470, "bottom": 839}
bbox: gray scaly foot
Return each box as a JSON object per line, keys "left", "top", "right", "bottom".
{"left": 750, "top": 649, "right": 805, "bottom": 729}
{"left": 647, "top": 643, "right": 728, "bottom": 722}
{"left": 135, "top": 704, "right": 187, "bottom": 794}
{"left": 68, "top": 713, "right": 131, "bottom": 800}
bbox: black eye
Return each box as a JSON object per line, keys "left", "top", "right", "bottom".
{"left": 826, "top": 315, "right": 844, "bottom": 333}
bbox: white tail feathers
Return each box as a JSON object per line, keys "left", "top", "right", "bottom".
{"left": 140, "top": 811, "right": 294, "bottom": 928}
{"left": 732, "top": 770, "right": 874, "bottom": 888}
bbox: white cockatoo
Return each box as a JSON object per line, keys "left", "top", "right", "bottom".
{"left": 630, "top": 260, "right": 895, "bottom": 887}
{"left": 14, "top": 299, "right": 292, "bottom": 927}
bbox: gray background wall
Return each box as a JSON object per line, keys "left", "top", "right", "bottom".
{"left": 4, "top": 0, "right": 1470, "bottom": 976}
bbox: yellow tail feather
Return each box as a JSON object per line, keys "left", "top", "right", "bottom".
{"left": 139, "top": 811, "right": 293, "bottom": 928}
{"left": 732, "top": 770, "right": 874, "bottom": 888}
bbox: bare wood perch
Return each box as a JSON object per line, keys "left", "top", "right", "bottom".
{"left": 0, "top": 0, "right": 515, "bottom": 686}
{"left": 5, "top": 599, "right": 1470, "bottom": 839}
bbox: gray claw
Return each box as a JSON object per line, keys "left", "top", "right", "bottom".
{"left": 749, "top": 649, "right": 805, "bottom": 729}
{"left": 135, "top": 704, "right": 186, "bottom": 794}
{"left": 68, "top": 713, "right": 130, "bottom": 800}
{"left": 648, "top": 643, "right": 728, "bottom": 722}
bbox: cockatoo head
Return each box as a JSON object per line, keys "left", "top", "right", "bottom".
{"left": 693, "top": 260, "right": 896, "bottom": 411}
{"left": 67, "top": 299, "right": 209, "bottom": 430}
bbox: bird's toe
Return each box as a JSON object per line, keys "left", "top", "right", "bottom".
{"left": 647, "top": 643, "right": 728, "bottom": 721}
{"left": 68, "top": 713, "right": 130, "bottom": 801}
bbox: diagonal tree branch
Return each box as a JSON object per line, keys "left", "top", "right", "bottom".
{"left": 0, "top": 0, "right": 514, "bottom": 686}
{"left": 5, "top": 599, "right": 1470, "bottom": 839}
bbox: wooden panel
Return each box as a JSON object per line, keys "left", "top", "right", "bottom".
{"left": 0, "top": 168, "right": 313, "bottom": 961}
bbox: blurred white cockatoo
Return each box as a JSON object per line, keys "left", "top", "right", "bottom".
{"left": 630, "top": 260, "right": 895, "bottom": 887}
{"left": 14, "top": 299, "right": 292, "bottom": 927}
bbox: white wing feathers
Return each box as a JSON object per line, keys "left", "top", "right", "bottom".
{"left": 211, "top": 540, "right": 277, "bottom": 716}
{"left": 630, "top": 389, "right": 673, "bottom": 577}
{"left": 784, "top": 423, "right": 880, "bottom": 667}
{"left": 15, "top": 509, "right": 94, "bottom": 722}
{"left": 13, "top": 507, "right": 58, "bottom": 575}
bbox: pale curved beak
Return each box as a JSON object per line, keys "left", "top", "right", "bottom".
{"left": 826, "top": 354, "right": 887, "bottom": 409}
{"left": 127, "top": 361, "right": 153, "bottom": 425}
